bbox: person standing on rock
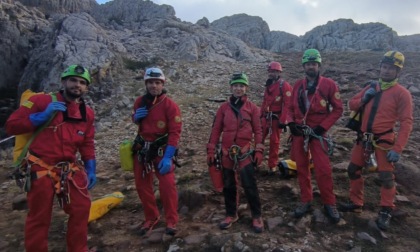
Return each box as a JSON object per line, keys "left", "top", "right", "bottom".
{"left": 287, "top": 49, "right": 343, "bottom": 223}
{"left": 5, "top": 65, "right": 96, "bottom": 252}
{"left": 339, "top": 51, "right": 413, "bottom": 231}
{"left": 131, "top": 67, "right": 182, "bottom": 236}
{"left": 207, "top": 72, "right": 265, "bottom": 233}
{"left": 260, "top": 61, "right": 293, "bottom": 175}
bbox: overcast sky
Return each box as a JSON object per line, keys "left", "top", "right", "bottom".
{"left": 96, "top": 0, "right": 420, "bottom": 36}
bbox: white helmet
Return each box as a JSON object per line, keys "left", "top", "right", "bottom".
{"left": 144, "top": 67, "right": 165, "bottom": 82}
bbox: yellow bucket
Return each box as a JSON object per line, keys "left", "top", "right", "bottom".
{"left": 119, "top": 140, "right": 134, "bottom": 171}
{"left": 88, "top": 192, "right": 124, "bottom": 222}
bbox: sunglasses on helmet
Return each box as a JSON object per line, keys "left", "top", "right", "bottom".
{"left": 304, "top": 55, "right": 318, "bottom": 61}
{"left": 232, "top": 73, "right": 245, "bottom": 80}
{"left": 146, "top": 68, "right": 163, "bottom": 77}
{"left": 382, "top": 56, "right": 403, "bottom": 65}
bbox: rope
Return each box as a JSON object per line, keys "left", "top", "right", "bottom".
{"left": 228, "top": 145, "right": 253, "bottom": 171}
{"left": 300, "top": 125, "right": 335, "bottom": 156}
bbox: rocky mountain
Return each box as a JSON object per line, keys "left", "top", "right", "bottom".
{"left": 1, "top": 1, "right": 420, "bottom": 251}
{"left": 1, "top": 0, "right": 419, "bottom": 97}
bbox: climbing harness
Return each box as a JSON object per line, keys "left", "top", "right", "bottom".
{"left": 17, "top": 153, "right": 88, "bottom": 208}
{"left": 133, "top": 134, "right": 180, "bottom": 177}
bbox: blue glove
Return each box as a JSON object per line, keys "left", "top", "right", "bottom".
{"left": 134, "top": 106, "right": 148, "bottom": 122}
{"left": 361, "top": 88, "right": 376, "bottom": 104}
{"left": 29, "top": 101, "right": 66, "bottom": 126}
{"left": 387, "top": 150, "right": 400, "bottom": 163}
{"left": 84, "top": 159, "right": 97, "bottom": 190}
{"left": 158, "top": 145, "right": 176, "bottom": 175}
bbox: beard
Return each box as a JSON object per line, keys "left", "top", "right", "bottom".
{"left": 305, "top": 69, "right": 318, "bottom": 78}
{"left": 64, "top": 87, "right": 83, "bottom": 99}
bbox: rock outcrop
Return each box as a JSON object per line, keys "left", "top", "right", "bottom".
{"left": 18, "top": 0, "right": 97, "bottom": 15}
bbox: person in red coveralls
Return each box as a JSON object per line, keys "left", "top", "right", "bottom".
{"left": 339, "top": 51, "right": 413, "bottom": 231}
{"left": 132, "top": 67, "right": 182, "bottom": 236}
{"left": 286, "top": 49, "right": 343, "bottom": 223}
{"left": 6, "top": 65, "right": 96, "bottom": 252}
{"left": 260, "top": 61, "right": 292, "bottom": 175}
{"left": 207, "top": 72, "right": 265, "bottom": 233}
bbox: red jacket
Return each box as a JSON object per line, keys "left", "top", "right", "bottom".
{"left": 208, "top": 96, "right": 263, "bottom": 152}
{"left": 5, "top": 92, "right": 95, "bottom": 164}
{"left": 133, "top": 93, "right": 182, "bottom": 147}
{"left": 287, "top": 76, "right": 343, "bottom": 130}
{"left": 349, "top": 83, "right": 413, "bottom": 153}
{"left": 260, "top": 79, "right": 292, "bottom": 124}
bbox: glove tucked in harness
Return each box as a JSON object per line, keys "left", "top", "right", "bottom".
{"left": 132, "top": 134, "right": 179, "bottom": 177}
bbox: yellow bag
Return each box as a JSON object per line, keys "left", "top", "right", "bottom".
{"left": 119, "top": 140, "right": 134, "bottom": 171}
{"left": 13, "top": 89, "right": 44, "bottom": 162}
{"left": 88, "top": 192, "right": 124, "bottom": 223}
{"left": 278, "top": 159, "right": 314, "bottom": 178}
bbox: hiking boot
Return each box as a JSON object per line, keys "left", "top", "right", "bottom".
{"left": 138, "top": 216, "right": 160, "bottom": 236}
{"left": 324, "top": 205, "right": 340, "bottom": 223}
{"left": 252, "top": 217, "right": 264, "bottom": 233}
{"left": 219, "top": 214, "right": 239, "bottom": 230}
{"left": 376, "top": 207, "right": 393, "bottom": 230}
{"left": 338, "top": 201, "right": 363, "bottom": 213}
{"left": 294, "top": 202, "right": 311, "bottom": 218}
{"left": 165, "top": 224, "right": 177, "bottom": 236}
{"left": 267, "top": 166, "right": 278, "bottom": 176}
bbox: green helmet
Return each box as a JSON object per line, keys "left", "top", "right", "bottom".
{"left": 230, "top": 72, "right": 249, "bottom": 86}
{"left": 61, "top": 65, "right": 91, "bottom": 84}
{"left": 302, "top": 49, "right": 322, "bottom": 65}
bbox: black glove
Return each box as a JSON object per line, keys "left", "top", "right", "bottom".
{"left": 361, "top": 88, "right": 376, "bottom": 104}
{"left": 288, "top": 122, "right": 303, "bottom": 136}
{"left": 312, "top": 125, "right": 326, "bottom": 136}
{"left": 278, "top": 122, "right": 287, "bottom": 130}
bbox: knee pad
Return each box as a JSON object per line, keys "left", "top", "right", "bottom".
{"left": 347, "top": 163, "right": 363, "bottom": 180}
{"left": 378, "top": 171, "right": 395, "bottom": 189}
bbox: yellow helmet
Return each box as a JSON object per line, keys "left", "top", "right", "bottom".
{"left": 381, "top": 51, "right": 404, "bottom": 69}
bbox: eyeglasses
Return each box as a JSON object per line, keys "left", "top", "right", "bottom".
{"left": 146, "top": 68, "right": 163, "bottom": 77}
{"left": 68, "top": 77, "right": 87, "bottom": 85}
{"left": 74, "top": 65, "right": 86, "bottom": 74}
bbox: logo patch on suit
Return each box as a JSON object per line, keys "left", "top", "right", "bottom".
{"left": 286, "top": 91, "right": 292, "bottom": 97}
{"left": 174, "top": 116, "right": 182, "bottom": 123}
{"left": 22, "top": 100, "right": 34, "bottom": 109}
{"left": 334, "top": 92, "right": 341, "bottom": 100}
{"left": 275, "top": 96, "right": 281, "bottom": 101}
{"left": 157, "top": 121, "right": 166, "bottom": 129}
{"left": 320, "top": 99, "right": 327, "bottom": 107}
{"left": 77, "top": 130, "right": 85, "bottom": 136}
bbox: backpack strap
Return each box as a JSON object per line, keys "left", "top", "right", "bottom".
{"left": 278, "top": 79, "right": 284, "bottom": 97}
{"left": 14, "top": 93, "right": 58, "bottom": 166}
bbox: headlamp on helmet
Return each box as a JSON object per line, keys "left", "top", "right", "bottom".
{"left": 381, "top": 51, "right": 404, "bottom": 69}
{"left": 144, "top": 67, "right": 165, "bottom": 82}
{"left": 302, "top": 49, "right": 322, "bottom": 65}
{"left": 61, "top": 65, "right": 91, "bottom": 84}
{"left": 230, "top": 72, "right": 249, "bottom": 86}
